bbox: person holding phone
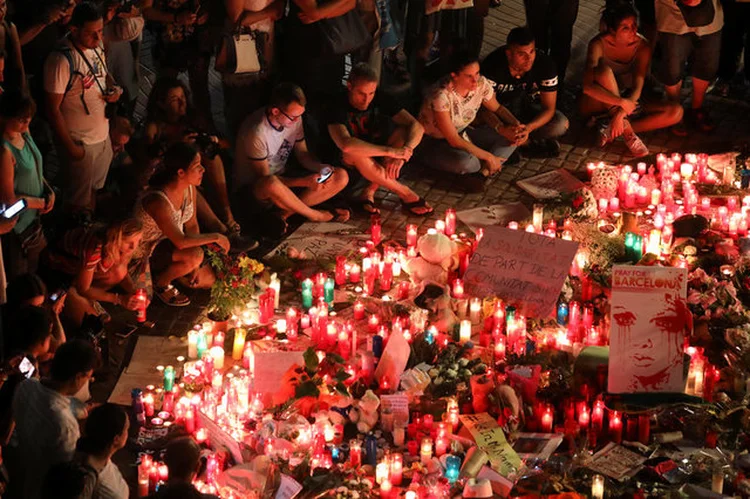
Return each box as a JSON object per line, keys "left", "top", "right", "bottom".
{"left": 233, "top": 82, "right": 351, "bottom": 238}
{"left": 0, "top": 91, "right": 54, "bottom": 280}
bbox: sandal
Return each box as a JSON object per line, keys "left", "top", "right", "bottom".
{"left": 325, "top": 207, "right": 352, "bottom": 223}
{"left": 227, "top": 221, "right": 241, "bottom": 235}
{"left": 154, "top": 284, "right": 190, "bottom": 307}
{"left": 352, "top": 198, "right": 380, "bottom": 215}
{"left": 402, "top": 196, "right": 434, "bottom": 216}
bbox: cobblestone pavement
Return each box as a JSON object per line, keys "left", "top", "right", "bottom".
{"left": 94, "top": 0, "right": 750, "bottom": 401}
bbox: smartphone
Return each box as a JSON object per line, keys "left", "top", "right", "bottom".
{"left": 2, "top": 199, "right": 27, "bottom": 219}
{"left": 115, "top": 326, "right": 138, "bottom": 339}
{"left": 18, "top": 357, "right": 35, "bottom": 379}
{"left": 317, "top": 167, "right": 333, "bottom": 184}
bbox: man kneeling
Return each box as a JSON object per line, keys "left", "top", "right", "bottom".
{"left": 234, "top": 83, "right": 350, "bottom": 237}
{"left": 328, "top": 64, "right": 433, "bottom": 216}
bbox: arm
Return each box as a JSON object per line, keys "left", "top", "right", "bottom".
{"left": 627, "top": 43, "right": 651, "bottom": 103}
{"left": 9, "top": 24, "right": 27, "bottom": 91}
{"left": 524, "top": 91, "right": 557, "bottom": 132}
{"left": 0, "top": 147, "right": 46, "bottom": 210}
{"left": 292, "top": 139, "right": 326, "bottom": 172}
{"left": 45, "top": 92, "right": 83, "bottom": 160}
{"left": 143, "top": 194, "right": 222, "bottom": 249}
{"left": 391, "top": 110, "right": 424, "bottom": 150}
{"left": 73, "top": 266, "right": 122, "bottom": 304}
{"left": 328, "top": 124, "right": 400, "bottom": 158}
{"left": 294, "top": 0, "right": 356, "bottom": 22}
{"left": 582, "top": 39, "right": 623, "bottom": 107}
{"left": 433, "top": 110, "right": 494, "bottom": 161}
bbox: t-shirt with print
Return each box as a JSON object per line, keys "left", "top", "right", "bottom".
{"left": 655, "top": 0, "right": 723, "bottom": 36}
{"left": 44, "top": 39, "right": 110, "bottom": 145}
{"left": 419, "top": 75, "right": 495, "bottom": 139}
{"left": 329, "top": 90, "right": 402, "bottom": 144}
{"left": 44, "top": 227, "right": 114, "bottom": 278}
{"left": 481, "top": 46, "right": 558, "bottom": 107}
{"left": 234, "top": 107, "right": 304, "bottom": 190}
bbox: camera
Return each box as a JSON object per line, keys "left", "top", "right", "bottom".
{"left": 187, "top": 129, "right": 220, "bottom": 159}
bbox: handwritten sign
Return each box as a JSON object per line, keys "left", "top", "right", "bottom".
{"left": 264, "top": 222, "right": 365, "bottom": 262}
{"left": 587, "top": 443, "right": 646, "bottom": 481}
{"left": 609, "top": 266, "right": 688, "bottom": 393}
{"left": 380, "top": 394, "right": 410, "bottom": 423}
{"left": 425, "top": 0, "right": 473, "bottom": 15}
{"left": 456, "top": 202, "right": 531, "bottom": 233}
{"left": 198, "top": 410, "right": 244, "bottom": 464}
{"left": 248, "top": 340, "right": 306, "bottom": 395}
{"left": 460, "top": 413, "right": 521, "bottom": 477}
{"left": 463, "top": 226, "right": 578, "bottom": 318}
{"left": 516, "top": 168, "right": 584, "bottom": 199}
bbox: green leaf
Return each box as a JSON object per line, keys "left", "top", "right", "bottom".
{"left": 335, "top": 369, "right": 351, "bottom": 382}
{"left": 295, "top": 380, "right": 320, "bottom": 398}
{"left": 328, "top": 353, "right": 345, "bottom": 364}
{"left": 303, "top": 348, "right": 319, "bottom": 373}
{"left": 334, "top": 382, "right": 350, "bottom": 396}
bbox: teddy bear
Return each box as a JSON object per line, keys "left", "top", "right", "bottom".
{"left": 404, "top": 232, "right": 459, "bottom": 286}
{"left": 348, "top": 389, "right": 380, "bottom": 433}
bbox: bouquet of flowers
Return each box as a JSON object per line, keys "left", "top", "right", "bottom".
{"left": 687, "top": 268, "right": 750, "bottom": 326}
{"left": 205, "top": 245, "right": 265, "bottom": 320}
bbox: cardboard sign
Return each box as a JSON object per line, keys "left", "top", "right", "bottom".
{"left": 264, "top": 222, "right": 365, "bottom": 261}
{"left": 456, "top": 202, "right": 531, "bottom": 233}
{"left": 463, "top": 226, "right": 578, "bottom": 318}
{"left": 587, "top": 442, "right": 646, "bottom": 481}
{"left": 425, "top": 0, "right": 473, "bottom": 15}
{"left": 459, "top": 413, "right": 521, "bottom": 477}
{"left": 516, "top": 168, "right": 585, "bottom": 199}
{"left": 608, "top": 266, "right": 688, "bottom": 393}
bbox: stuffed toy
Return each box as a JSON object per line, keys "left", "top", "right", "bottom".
{"left": 348, "top": 390, "right": 380, "bottom": 433}
{"left": 404, "top": 232, "right": 459, "bottom": 286}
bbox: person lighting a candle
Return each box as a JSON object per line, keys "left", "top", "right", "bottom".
{"left": 328, "top": 63, "right": 433, "bottom": 217}
{"left": 579, "top": 3, "right": 683, "bottom": 156}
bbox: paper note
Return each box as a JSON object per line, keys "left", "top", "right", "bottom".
{"left": 373, "top": 330, "right": 410, "bottom": 387}
{"left": 608, "top": 265, "right": 688, "bottom": 393}
{"left": 198, "top": 410, "right": 244, "bottom": 464}
{"left": 464, "top": 226, "right": 578, "bottom": 318}
{"left": 460, "top": 413, "right": 522, "bottom": 477}
{"left": 264, "top": 222, "right": 366, "bottom": 261}
{"left": 380, "top": 393, "right": 410, "bottom": 422}
{"left": 587, "top": 442, "right": 646, "bottom": 481}
{"left": 516, "top": 168, "right": 585, "bottom": 199}
{"left": 456, "top": 202, "right": 531, "bottom": 232}
{"left": 275, "top": 474, "right": 303, "bottom": 499}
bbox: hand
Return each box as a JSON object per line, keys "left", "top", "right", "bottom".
{"left": 513, "top": 125, "right": 530, "bottom": 146}
{"left": 117, "top": 6, "right": 140, "bottom": 19}
{"left": 175, "top": 10, "right": 197, "bottom": 25}
{"left": 118, "top": 293, "right": 142, "bottom": 311}
{"left": 382, "top": 157, "right": 405, "bottom": 179}
{"left": 619, "top": 97, "right": 637, "bottom": 115}
{"left": 389, "top": 147, "right": 413, "bottom": 161}
{"left": 0, "top": 217, "right": 16, "bottom": 235}
{"left": 482, "top": 154, "right": 504, "bottom": 174}
{"left": 298, "top": 9, "right": 324, "bottom": 23}
{"left": 40, "top": 191, "right": 55, "bottom": 214}
{"left": 52, "top": 294, "right": 66, "bottom": 315}
{"left": 269, "top": 1, "right": 285, "bottom": 21}
{"left": 496, "top": 124, "right": 519, "bottom": 143}
{"left": 67, "top": 143, "right": 86, "bottom": 161}
{"left": 214, "top": 234, "right": 231, "bottom": 253}
{"left": 103, "top": 86, "right": 123, "bottom": 103}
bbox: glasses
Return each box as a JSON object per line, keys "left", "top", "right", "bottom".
{"left": 280, "top": 109, "right": 303, "bottom": 122}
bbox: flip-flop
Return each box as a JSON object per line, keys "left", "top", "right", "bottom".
{"left": 402, "top": 197, "right": 434, "bottom": 216}
{"left": 352, "top": 198, "right": 380, "bottom": 215}
{"left": 325, "top": 207, "right": 352, "bottom": 223}
{"left": 154, "top": 284, "right": 190, "bottom": 307}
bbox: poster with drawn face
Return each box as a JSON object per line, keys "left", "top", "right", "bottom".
{"left": 608, "top": 266, "right": 689, "bottom": 394}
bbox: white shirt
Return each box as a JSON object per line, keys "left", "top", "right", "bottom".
{"left": 234, "top": 107, "right": 304, "bottom": 189}
{"left": 94, "top": 460, "right": 129, "bottom": 499}
{"left": 419, "top": 75, "right": 495, "bottom": 139}
{"left": 12, "top": 378, "right": 80, "bottom": 499}
{"left": 44, "top": 39, "right": 110, "bottom": 144}
{"left": 655, "top": 0, "right": 723, "bottom": 36}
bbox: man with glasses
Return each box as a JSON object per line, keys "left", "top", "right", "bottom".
{"left": 233, "top": 82, "right": 350, "bottom": 238}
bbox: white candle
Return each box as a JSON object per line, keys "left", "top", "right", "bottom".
{"left": 469, "top": 298, "right": 482, "bottom": 325}
{"left": 269, "top": 275, "right": 280, "bottom": 309}
{"left": 188, "top": 330, "right": 198, "bottom": 359}
{"left": 276, "top": 319, "right": 287, "bottom": 334}
{"left": 459, "top": 320, "right": 472, "bottom": 344}
{"left": 591, "top": 474, "right": 604, "bottom": 499}
{"left": 210, "top": 346, "right": 225, "bottom": 370}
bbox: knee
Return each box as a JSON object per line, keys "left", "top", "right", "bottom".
{"left": 667, "top": 102, "right": 684, "bottom": 124}
{"left": 545, "top": 112, "right": 570, "bottom": 139}
{"left": 253, "top": 175, "right": 282, "bottom": 197}
{"left": 109, "top": 265, "right": 128, "bottom": 284}
{"left": 330, "top": 168, "right": 349, "bottom": 189}
{"left": 593, "top": 63, "right": 615, "bottom": 81}
{"left": 185, "top": 247, "right": 204, "bottom": 268}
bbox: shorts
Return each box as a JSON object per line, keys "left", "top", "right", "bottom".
{"left": 65, "top": 138, "right": 114, "bottom": 211}
{"left": 658, "top": 30, "right": 722, "bottom": 85}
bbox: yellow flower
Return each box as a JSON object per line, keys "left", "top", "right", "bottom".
{"left": 238, "top": 257, "right": 264, "bottom": 275}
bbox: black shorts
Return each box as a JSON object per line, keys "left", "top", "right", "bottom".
{"left": 658, "top": 30, "right": 722, "bottom": 85}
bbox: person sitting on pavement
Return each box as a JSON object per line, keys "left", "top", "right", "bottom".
{"left": 580, "top": 1, "right": 683, "bottom": 156}
{"left": 131, "top": 143, "right": 230, "bottom": 307}
{"left": 328, "top": 63, "right": 433, "bottom": 216}
{"left": 233, "top": 82, "right": 350, "bottom": 238}
{"left": 481, "top": 27, "right": 569, "bottom": 159}
{"left": 415, "top": 51, "right": 520, "bottom": 193}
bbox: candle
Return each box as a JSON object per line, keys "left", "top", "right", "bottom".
{"left": 406, "top": 224, "right": 418, "bottom": 247}
{"left": 532, "top": 203, "right": 544, "bottom": 232}
{"left": 420, "top": 438, "right": 433, "bottom": 465}
{"left": 163, "top": 366, "right": 175, "bottom": 392}
{"left": 609, "top": 410, "right": 623, "bottom": 443}
{"left": 143, "top": 393, "right": 155, "bottom": 417}
{"left": 494, "top": 336, "right": 506, "bottom": 361}
{"left": 435, "top": 436, "right": 448, "bottom": 456}
{"left": 435, "top": 220, "right": 446, "bottom": 234}
{"left": 459, "top": 320, "right": 472, "bottom": 344}
{"left": 508, "top": 221, "right": 519, "bottom": 230}
{"left": 469, "top": 297, "right": 482, "bottom": 324}
{"left": 232, "top": 329, "right": 246, "bottom": 360}
{"left": 187, "top": 330, "right": 199, "bottom": 359}
{"left": 592, "top": 399, "right": 604, "bottom": 432}
{"left": 301, "top": 279, "right": 313, "bottom": 309}
{"left": 452, "top": 279, "right": 464, "bottom": 298}
{"left": 324, "top": 278, "right": 335, "bottom": 305}
{"left": 445, "top": 208, "right": 456, "bottom": 236}
{"left": 335, "top": 256, "right": 347, "bottom": 285}
{"left": 270, "top": 275, "right": 280, "bottom": 309}
{"left": 380, "top": 479, "right": 393, "bottom": 498}
{"left": 540, "top": 406, "right": 554, "bottom": 432}
{"left": 371, "top": 216, "right": 382, "bottom": 245}
{"left": 390, "top": 453, "right": 403, "bottom": 485}
{"left": 368, "top": 314, "right": 380, "bottom": 333}
{"left": 578, "top": 405, "right": 590, "bottom": 431}
{"left": 209, "top": 347, "right": 224, "bottom": 370}
{"left": 350, "top": 440, "right": 362, "bottom": 467}
{"left": 591, "top": 474, "right": 604, "bottom": 499}
{"left": 376, "top": 462, "right": 389, "bottom": 484}
{"left": 349, "top": 264, "right": 361, "bottom": 283}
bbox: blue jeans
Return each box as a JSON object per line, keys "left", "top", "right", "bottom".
{"left": 415, "top": 127, "right": 516, "bottom": 175}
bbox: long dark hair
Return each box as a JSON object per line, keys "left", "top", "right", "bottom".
{"left": 149, "top": 142, "right": 199, "bottom": 189}
{"left": 601, "top": 1, "right": 639, "bottom": 32}
{"left": 145, "top": 76, "right": 193, "bottom": 124}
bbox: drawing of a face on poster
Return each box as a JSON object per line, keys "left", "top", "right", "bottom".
{"left": 609, "top": 266, "right": 689, "bottom": 393}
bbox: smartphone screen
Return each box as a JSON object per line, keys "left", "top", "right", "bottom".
{"left": 3, "top": 199, "right": 26, "bottom": 219}
{"left": 19, "top": 357, "right": 35, "bottom": 379}
{"left": 317, "top": 167, "right": 333, "bottom": 184}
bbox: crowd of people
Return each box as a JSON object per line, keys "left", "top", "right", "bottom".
{"left": 0, "top": 0, "right": 741, "bottom": 496}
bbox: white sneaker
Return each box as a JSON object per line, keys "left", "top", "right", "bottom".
{"left": 624, "top": 132, "right": 649, "bottom": 157}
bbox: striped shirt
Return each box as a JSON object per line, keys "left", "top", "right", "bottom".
{"left": 12, "top": 378, "right": 80, "bottom": 499}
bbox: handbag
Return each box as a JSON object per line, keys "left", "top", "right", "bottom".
{"left": 215, "top": 29, "right": 266, "bottom": 75}
{"left": 674, "top": 0, "right": 716, "bottom": 27}
{"left": 316, "top": 10, "right": 372, "bottom": 57}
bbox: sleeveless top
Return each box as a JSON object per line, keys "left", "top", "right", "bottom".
{"left": 2, "top": 132, "right": 43, "bottom": 234}
{"left": 600, "top": 35, "right": 645, "bottom": 91}
{"left": 133, "top": 185, "right": 195, "bottom": 260}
